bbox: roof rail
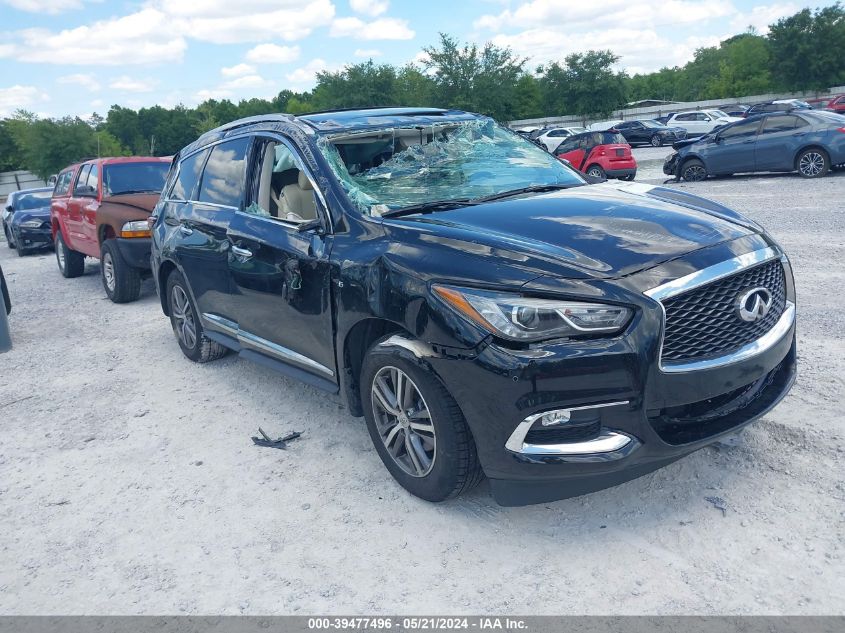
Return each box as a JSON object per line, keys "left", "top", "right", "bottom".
{"left": 198, "top": 113, "right": 296, "bottom": 141}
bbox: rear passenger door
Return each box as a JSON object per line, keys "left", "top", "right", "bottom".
{"left": 225, "top": 135, "right": 337, "bottom": 384}
{"left": 166, "top": 137, "right": 249, "bottom": 324}
{"left": 79, "top": 163, "right": 101, "bottom": 253}
{"left": 754, "top": 114, "right": 809, "bottom": 171}
{"left": 66, "top": 164, "right": 92, "bottom": 248}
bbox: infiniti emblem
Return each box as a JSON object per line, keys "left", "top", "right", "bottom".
{"left": 736, "top": 287, "right": 773, "bottom": 323}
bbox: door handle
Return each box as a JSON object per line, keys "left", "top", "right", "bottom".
{"left": 179, "top": 225, "right": 193, "bottom": 236}
{"left": 231, "top": 245, "right": 253, "bottom": 259}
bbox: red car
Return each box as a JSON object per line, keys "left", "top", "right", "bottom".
{"left": 50, "top": 156, "right": 171, "bottom": 303}
{"left": 553, "top": 130, "right": 637, "bottom": 180}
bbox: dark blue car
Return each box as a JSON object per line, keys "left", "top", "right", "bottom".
{"left": 2, "top": 187, "right": 54, "bottom": 256}
{"left": 664, "top": 111, "right": 845, "bottom": 181}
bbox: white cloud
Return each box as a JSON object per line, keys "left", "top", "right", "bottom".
{"left": 476, "top": 0, "right": 735, "bottom": 32}
{"left": 57, "top": 73, "right": 100, "bottom": 92}
{"left": 110, "top": 76, "right": 157, "bottom": 93}
{"left": 330, "top": 16, "right": 415, "bottom": 40}
{"left": 729, "top": 3, "right": 799, "bottom": 34}
{"left": 350, "top": 0, "right": 389, "bottom": 17}
{"left": 3, "top": 0, "right": 83, "bottom": 13}
{"left": 153, "top": 0, "right": 335, "bottom": 43}
{"left": 221, "top": 74, "right": 270, "bottom": 90}
{"left": 286, "top": 58, "right": 334, "bottom": 86}
{"left": 354, "top": 48, "right": 383, "bottom": 58}
{"left": 90, "top": 99, "right": 105, "bottom": 108}
{"left": 244, "top": 43, "right": 301, "bottom": 64}
{"left": 221, "top": 63, "right": 256, "bottom": 77}
{"left": 0, "top": 85, "right": 50, "bottom": 116}
{"left": 489, "top": 27, "right": 723, "bottom": 75}
{"left": 6, "top": 8, "right": 186, "bottom": 65}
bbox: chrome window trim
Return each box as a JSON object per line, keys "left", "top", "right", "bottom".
{"left": 644, "top": 246, "right": 793, "bottom": 373}
{"left": 202, "top": 313, "right": 335, "bottom": 378}
{"left": 505, "top": 401, "right": 631, "bottom": 454}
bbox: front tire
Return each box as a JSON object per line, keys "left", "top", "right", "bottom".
{"left": 681, "top": 158, "right": 707, "bottom": 182}
{"left": 101, "top": 239, "right": 141, "bottom": 303}
{"left": 55, "top": 231, "right": 85, "bottom": 278}
{"left": 361, "top": 338, "right": 483, "bottom": 502}
{"left": 166, "top": 270, "right": 228, "bottom": 363}
{"left": 4, "top": 225, "right": 15, "bottom": 250}
{"left": 796, "top": 148, "right": 829, "bottom": 178}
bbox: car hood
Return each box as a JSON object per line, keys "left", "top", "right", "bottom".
{"left": 11, "top": 205, "right": 51, "bottom": 225}
{"left": 101, "top": 192, "right": 159, "bottom": 213}
{"left": 381, "top": 181, "right": 755, "bottom": 281}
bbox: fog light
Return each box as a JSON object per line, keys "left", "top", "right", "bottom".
{"left": 537, "top": 410, "right": 571, "bottom": 426}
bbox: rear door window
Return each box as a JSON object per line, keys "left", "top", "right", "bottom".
{"left": 760, "top": 115, "right": 805, "bottom": 134}
{"left": 54, "top": 170, "right": 74, "bottom": 196}
{"left": 198, "top": 137, "right": 251, "bottom": 208}
{"left": 169, "top": 149, "right": 209, "bottom": 201}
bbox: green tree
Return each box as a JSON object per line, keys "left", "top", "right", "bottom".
{"left": 423, "top": 33, "right": 527, "bottom": 120}
{"left": 768, "top": 2, "right": 845, "bottom": 92}
{"left": 560, "top": 51, "right": 627, "bottom": 118}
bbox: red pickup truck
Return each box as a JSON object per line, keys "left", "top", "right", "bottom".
{"left": 51, "top": 156, "right": 171, "bottom": 303}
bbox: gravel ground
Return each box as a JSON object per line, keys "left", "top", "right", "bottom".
{"left": 0, "top": 172, "right": 843, "bottom": 615}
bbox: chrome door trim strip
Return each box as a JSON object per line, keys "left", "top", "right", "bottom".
{"left": 201, "top": 313, "right": 335, "bottom": 378}
{"left": 644, "top": 246, "right": 779, "bottom": 301}
{"left": 661, "top": 301, "right": 794, "bottom": 373}
{"left": 505, "top": 400, "right": 631, "bottom": 454}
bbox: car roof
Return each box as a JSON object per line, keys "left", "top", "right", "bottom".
{"left": 81, "top": 156, "right": 171, "bottom": 166}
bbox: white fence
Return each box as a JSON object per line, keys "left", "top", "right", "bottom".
{"left": 0, "top": 170, "right": 48, "bottom": 197}
{"left": 509, "top": 86, "right": 845, "bottom": 130}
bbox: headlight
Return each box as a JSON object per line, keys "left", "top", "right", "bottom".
{"left": 432, "top": 285, "right": 632, "bottom": 342}
{"left": 20, "top": 220, "right": 43, "bottom": 228}
{"left": 120, "top": 220, "right": 151, "bottom": 238}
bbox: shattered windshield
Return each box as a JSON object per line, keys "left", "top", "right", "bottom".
{"left": 317, "top": 118, "right": 584, "bottom": 215}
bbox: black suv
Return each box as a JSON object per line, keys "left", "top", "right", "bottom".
{"left": 150, "top": 107, "right": 796, "bottom": 506}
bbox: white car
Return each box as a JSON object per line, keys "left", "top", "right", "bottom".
{"left": 587, "top": 120, "right": 623, "bottom": 131}
{"left": 535, "top": 126, "right": 587, "bottom": 151}
{"left": 665, "top": 110, "right": 741, "bottom": 137}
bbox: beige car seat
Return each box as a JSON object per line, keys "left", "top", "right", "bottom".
{"left": 271, "top": 171, "right": 317, "bottom": 223}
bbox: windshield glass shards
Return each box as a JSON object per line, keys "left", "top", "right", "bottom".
{"left": 317, "top": 118, "right": 585, "bottom": 216}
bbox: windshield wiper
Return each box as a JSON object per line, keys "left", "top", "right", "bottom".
{"left": 380, "top": 198, "right": 477, "bottom": 219}
{"left": 470, "top": 183, "right": 579, "bottom": 204}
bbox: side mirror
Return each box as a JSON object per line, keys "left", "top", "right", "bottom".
{"left": 296, "top": 218, "right": 324, "bottom": 234}
{"left": 4, "top": 205, "right": 12, "bottom": 213}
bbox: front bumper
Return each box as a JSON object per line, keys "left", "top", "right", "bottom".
{"left": 425, "top": 245, "right": 796, "bottom": 506}
{"left": 113, "top": 237, "right": 152, "bottom": 270}
{"left": 15, "top": 225, "right": 52, "bottom": 248}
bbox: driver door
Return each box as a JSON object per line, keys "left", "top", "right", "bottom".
{"left": 704, "top": 119, "right": 761, "bottom": 174}
{"left": 225, "top": 135, "right": 337, "bottom": 384}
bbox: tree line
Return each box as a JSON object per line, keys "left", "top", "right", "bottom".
{"left": 1, "top": 3, "right": 843, "bottom": 179}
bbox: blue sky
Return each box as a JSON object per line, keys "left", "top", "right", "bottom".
{"left": 0, "top": 0, "right": 834, "bottom": 118}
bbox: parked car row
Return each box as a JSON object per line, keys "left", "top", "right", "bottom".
{"left": 2, "top": 187, "right": 53, "bottom": 256}
{"left": 664, "top": 110, "right": 845, "bottom": 180}
{"left": 4, "top": 106, "right": 801, "bottom": 507}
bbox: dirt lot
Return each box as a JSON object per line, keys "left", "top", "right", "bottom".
{"left": 1, "top": 172, "right": 843, "bottom": 615}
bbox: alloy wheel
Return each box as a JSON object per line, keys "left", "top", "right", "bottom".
{"left": 170, "top": 285, "right": 197, "bottom": 349}
{"left": 371, "top": 366, "right": 436, "bottom": 477}
{"left": 587, "top": 167, "right": 603, "bottom": 179}
{"left": 103, "top": 251, "right": 116, "bottom": 292}
{"left": 683, "top": 164, "right": 707, "bottom": 181}
{"left": 651, "top": 135, "right": 662, "bottom": 147}
{"left": 799, "top": 151, "right": 825, "bottom": 177}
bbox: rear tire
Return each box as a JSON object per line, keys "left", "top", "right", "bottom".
{"left": 796, "top": 148, "right": 829, "bottom": 178}
{"left": 166, "top": 270, "right": 228, "bottom": 363}
{"left": 650, "top": 135, "right": 662, "bottom": 147}
{"left": 681, "top": 158, "right": 707, "bottom": 182}
{"left": 101, "top": 239, "right": 141, "bottom": 303}
{"left": 55, "top": 231, "right": 85, "bottom": 278}
{"left": 361, "top": 337, "right": 483, "bottom": 502}
{"left": 585, "top": 164, "right": 606, "bottom": 180}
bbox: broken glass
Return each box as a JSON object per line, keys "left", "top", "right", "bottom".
{"left": 317, "top": 118, "right": 584, "bottom": 216}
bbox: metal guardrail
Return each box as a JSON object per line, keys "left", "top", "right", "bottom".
{"left": 0, "top": 170, "right": 48, "bottom": 197}
{"left": 509, "top": 86, "right": 845, "bottom": 130}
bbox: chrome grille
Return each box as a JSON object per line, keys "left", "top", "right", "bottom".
{"left": 660, "top": 260, "right": 786, "bottom": 363}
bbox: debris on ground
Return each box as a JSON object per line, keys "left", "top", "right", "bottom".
{"left": 251, "top": 427, "right": 303, "bottom": 449}
{"left": 705, "top": 496, "right": 728, "bottom": 517}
